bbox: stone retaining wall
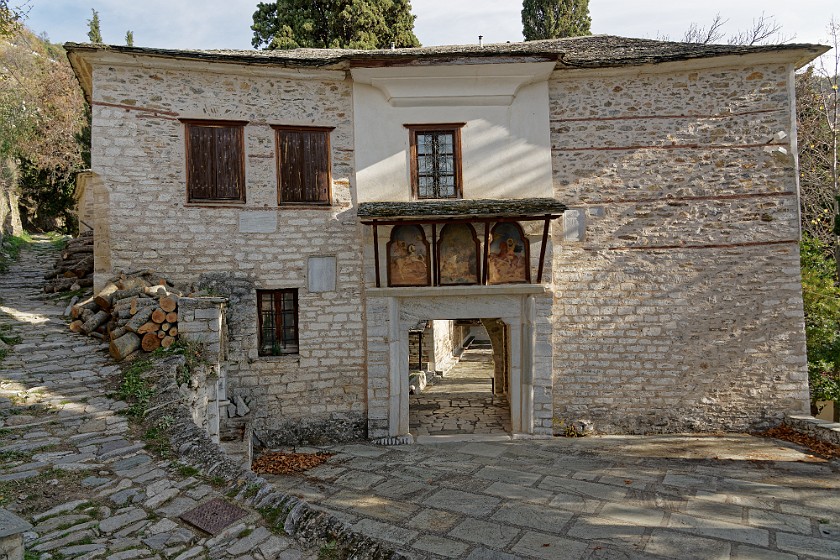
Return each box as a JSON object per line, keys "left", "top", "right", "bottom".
{"left": 785, "top": 414, "right": 840, "bottom": 447}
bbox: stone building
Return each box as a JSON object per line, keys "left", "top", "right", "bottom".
{"left": 66, "top": 36, "right": 827, "bottom": 444}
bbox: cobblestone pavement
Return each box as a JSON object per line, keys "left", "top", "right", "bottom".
{"left": 273, "top": 434, "right": 840, "bottom": 559}
{"left": 0, "top": 238, "right": 315, "bottom": 560}
{"left": 410, "top": 346, "right": 511, "bottom": 437}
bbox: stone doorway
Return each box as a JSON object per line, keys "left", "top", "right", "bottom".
{"left": 364, "top": 286, "right": 552, "bottom": 441}
{"left": 409, "top": 325, "right": 512, "bottom": 437}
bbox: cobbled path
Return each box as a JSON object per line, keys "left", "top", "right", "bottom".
{"left": 0, "top": 237, "right": 315, "bottom": 560}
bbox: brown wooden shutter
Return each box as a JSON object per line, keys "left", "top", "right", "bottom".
{"left": 278, "top": 128, "right": 330, "bottom": 204}
{"left": 187, "top": 125, "right": 214, "bottom": 200}
{"left": 213, "top": 126, "right": 244, "bottom": 200}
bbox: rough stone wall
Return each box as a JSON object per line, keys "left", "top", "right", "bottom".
{"left": 430, "top": 319, "right": 459, "bottom": 373}
{"left": 89, "top": 61, "right": 366, "bottom": 445}
{"left": 549, "top": 62, "right": 809, "bottom": 433}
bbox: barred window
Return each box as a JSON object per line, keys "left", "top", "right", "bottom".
{"left": 257, "top": 289, "right": 299, "bottom": 356}
{"left": 407, "top": 124, "right": 464, "bottom": 199}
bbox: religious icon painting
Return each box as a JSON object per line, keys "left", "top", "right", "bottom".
{"left": 387, "top": 225, "right": 431, "bottom": 287}
{"left": 488, "top": 222, "right": 529, "bottom": 284}
{"left": 438, "top": 223, "right": 479, "bottom": 285}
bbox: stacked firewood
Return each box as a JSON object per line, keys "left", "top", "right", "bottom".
{"left": 44, "top": 230, "right": 94, "bottom": 293}
{"left": 67, "top": 271, "right": 182, "bottom": 361}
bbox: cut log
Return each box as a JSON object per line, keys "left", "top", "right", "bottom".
{"left": 69, "top": 255, "right": 94, "bottom": 278}
{"left": 110, "top": 332, "right": 141, "bottom": 361}
{"left": 110, "top": 287, "right": 144, "bottom": 304}
{"left": 151, "top": 308, "right": 167, "bottom": 324}
{"left": 159, "top": 296, "right": 178, "bottom": 313}
{"left": 93, "top": 282, "right": 120, "bottom": 309}
{"left": 143, "top": 286, "right": 167, "bottom": 297}
{"left": 110, "top": 327, "right": 127, "bottom": 340}
{"left": 165, "top": 312, "right": 178, "bottom": 323}
{"left": 118, "top": 276, "right": 151, "bottom": 291}
{"left": 63, "top": 295, "right": 80, "bottom": 318}
{"left": 125, "top": 307, "right": 155, "bottom": 333}
{"left": 81, "top": 310, "right": 110, "bottom": 335}
{"left": 113, "top": 297, "right": 156, "bottom": 314}
{"left": 168, "top": 327, "right": 178, "bottom": 337}
{"left": 80, "top": 308, "right": 94, "bottom": 322}
{"left": 137, "top": 321, "right": 159, "bottom": 334}
{"left": 141, "top": 332, "right": 161, "bottom": 352}
{"left": 160, "top": 323, "right": 170, "bottom": 332}
{"left": 68, "top": 320, "right": 85, "bottom": 333}
{"left": 161, "top": 336, "right": 175, "bottom": 349}
{"left": 157, "top": 331, "right": 166, "bottom": 339}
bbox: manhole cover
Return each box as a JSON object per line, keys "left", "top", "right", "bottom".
{"left": 180, "top": 498, "right": 248, "bottom": 535}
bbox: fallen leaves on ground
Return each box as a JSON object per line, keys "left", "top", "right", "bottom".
{"left": 760, "top": 425, "right": 840, "bottom": 459}
{"left": 251, "top": 451, "right": 334, "bottom": 475}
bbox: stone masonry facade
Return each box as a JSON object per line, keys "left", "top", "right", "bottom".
{"left": 549, "top": 63, "right": 809, "bottom": 432}
{"left": 89, "top": 61, "right": 367, "bottom": 445}
{"left": 67, "top": 38, "right": 821, "bottom": 442}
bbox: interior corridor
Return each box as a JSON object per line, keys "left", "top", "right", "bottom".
{"left": 409, "top": 341, "right": 512, "bottom": 436}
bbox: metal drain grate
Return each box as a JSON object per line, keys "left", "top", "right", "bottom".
{"left": 180, "top": 498, "right": 248, "bottom": 535}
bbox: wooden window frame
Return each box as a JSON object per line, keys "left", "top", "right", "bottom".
{"left": 257, "top": 289, "right": 299, "bottom": 356}
{"left": 181, "top": 119, "right": 247, "bottom": 204}
{"left": 405, "top": 123, "right": 465, "bottom": 200}
{"left": 272, "top": 125, "right": 334, "bottom": 206}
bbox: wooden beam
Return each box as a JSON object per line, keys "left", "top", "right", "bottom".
{"left": 537, "top": 215, "right": 550, "bottom": 283}
{"left": 482, "top": 222, "right": 490, "bottom": 285}
{"left": 372, "top": 223, "right": 381, "bottom": 288}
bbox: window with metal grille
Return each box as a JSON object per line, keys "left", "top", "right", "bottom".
{"left": 182, "top": 120, "right": 247, "bottom": 202}
{"left": 407, "top": 124, "right": 464, "bottom": 199}
{"left": 273, "top": 126, "right": 333, "bottom": 205}
{"left": 257, "top": 289, "right": 299, "bottom": 356}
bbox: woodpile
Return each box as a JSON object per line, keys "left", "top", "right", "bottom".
{"left": 67, "top": 270, "right": 182, "bottom": 362}
{"left": 44, "top": 230, "right": 94, "bottom": 293}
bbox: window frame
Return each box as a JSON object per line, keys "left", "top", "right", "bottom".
{"left": 272, "top": 125, "right": 335, "bottom": 206}
{"left": 256, "top": 289, "right": 300, "bottom": 356}
{"left": 405, "top": 123, "right": 465, "bottom": 200}
{"left": 181, "top": 119, "right": 247, "bottom": 204}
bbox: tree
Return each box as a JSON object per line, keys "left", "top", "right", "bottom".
{"left": 87, "top": 8, "right": 102, "bottom": 43}
{"left": 521, "top": 0, "right": 591, "bottom": 41}
{"left": 125, "top": 30, "right": 134, "bottom": 47}
{"left": 251, "top": 0, "right": 420, "bottom": 50}
{"left": 0, "top": 24, "right": 86, "bottom": 231}
{"left": 0, "top": 1, "right": 26, "bottom": 37}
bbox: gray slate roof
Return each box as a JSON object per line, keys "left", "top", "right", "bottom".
{"left": 357, "top": 199, "right": 567, "bottom": 220}
{"left": 64, "top": 35, "right": 827, "bottom": 70}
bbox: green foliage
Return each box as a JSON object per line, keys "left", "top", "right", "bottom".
{"left": 251, "top": 0, "right": 420, "bottom": 50}
{"left": 87, "top": 9, "right": 102, "bottom": 43}
{"left": 0, "top": 232, "right": 31, "bottom": 272}
{"left": 0, "top": 0, "right": 25, "bottom": 38}
{"left": 17, "top": 157, "right": 78, "bottom": 233}
{"left": 125, "top": 30, "right": 134, "bottom": 47}
{"left": 522, "top": 0, "right": 591, "bottom": 41}
{"left": 801, "top": 234, "right": 840, "bottom": 410}
{"left": 117, "top": 357, "right": 155, "bottom": 417}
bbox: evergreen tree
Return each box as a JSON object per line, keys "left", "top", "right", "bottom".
{"left": 87, "top": 9, "right": 102, "bottom": 43}
{"left": 125, "top": 30, "right": 134, "bottom": 46}
{"left": 521, "top": 0, "right": 591, "bottom": 41}
{"left": 251, "top": 0, "right": 420, "bottom": 50}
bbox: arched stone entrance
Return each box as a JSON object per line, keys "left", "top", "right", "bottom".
{"left": 364, "top": 285, "right": 553, "bottom": 440}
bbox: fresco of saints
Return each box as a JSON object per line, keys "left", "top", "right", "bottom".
{"left": 488, "top": 223, "right": 529, "bottom": 284}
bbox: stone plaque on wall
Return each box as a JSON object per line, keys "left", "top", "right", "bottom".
{"left": 564, "top": 209, "right": 585, "bottom": 242}
{"left": 239, "top": 211, "right": 277, "bottom": 233}
{"left": 308, "top": 256, "right": 337, "bottom": 292}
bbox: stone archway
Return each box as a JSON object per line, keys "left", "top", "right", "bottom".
{"left": 364, "top": 286, "right": 552, "bottom": 441}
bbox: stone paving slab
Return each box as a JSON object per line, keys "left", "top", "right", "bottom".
{"left": 0, "top": 238, "right": 316, "bottom": 560}
{"left": 266, "top": 433, "right": 840, "bottom": 559}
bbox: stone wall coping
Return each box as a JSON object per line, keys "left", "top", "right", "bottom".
{"left": 0, "top": 508, "right": 32, "bottom": 537}
{"left": 181, "top": 296, "right": 229, "bottom": 305}
{"left": 784, "top": 414, "right": 840, "bottom": 446}
{"left": 366, "top": 284, "right": 550, "bottom": 298}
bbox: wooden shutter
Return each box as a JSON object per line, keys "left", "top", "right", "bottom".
{"left": 276, "top": 127, "right": 331, "bottom": 204}
{"left": 187, "top": 125, "right": 214, "bottom": 201}
{"left": 213, "top": 126, "right": 244, "bottom": 200}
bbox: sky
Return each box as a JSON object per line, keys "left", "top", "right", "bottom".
{"left": 21, "top": 1, "right": 838, "bottom": 52}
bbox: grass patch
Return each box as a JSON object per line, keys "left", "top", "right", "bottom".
{"left": 45, "top": 231, "right": 68, "bottom": 250}
{"left": 0, "top": 449, "right": 33, "bottom": 463}
{"left": 51, "top": 288, "right": 90, "bottom": 303}
{"left": 174, "top": 463, "right": 200, "bottom": 478}
{"left": 0, "top": 232, "right": 32, "bottom": 272}
{"left": 258, "top": 505, "right": 290, "bottom": 535}
{"left": 152, "top": 339, "right": 206, "bottom": 386}
{"left": 143, "top": 415, "right": 173, "bottom": 458}
{"left": 318, "top": 540, "right": 339, "bottom": 560}
{"left": 117, "top": 357, "right": 156, "bottom": 418}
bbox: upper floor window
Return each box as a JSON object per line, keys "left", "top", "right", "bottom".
{"left": 182, "top": 120, "right": 247, "bottom": 203}
{"left": 406, "top": 124, "right": 464, "bottom": 200}
{"left": 273, "top": 125, "right": 333, "bottom": 205}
